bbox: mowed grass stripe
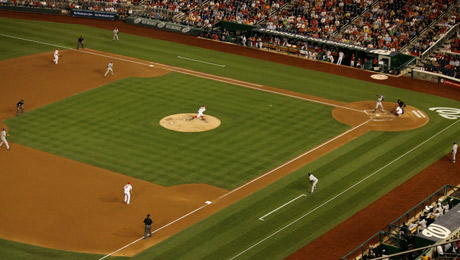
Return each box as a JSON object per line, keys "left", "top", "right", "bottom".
{"left": 6, "top": 73, "right": 348, "bottom": 189}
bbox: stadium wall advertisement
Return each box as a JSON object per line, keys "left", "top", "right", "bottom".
{"left": 126, "top": 17, "right": 203, "bottom": 36}
{"left": 71, "top": 9, "right": 117, "bottom": 20}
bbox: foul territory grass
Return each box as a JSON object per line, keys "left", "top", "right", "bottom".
{"left": 5, "top": 72, "right": 348, "bottom": 189}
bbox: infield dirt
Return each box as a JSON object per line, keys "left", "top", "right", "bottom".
{"left": 1, "top": 11, "right": 460, "bottom": 259}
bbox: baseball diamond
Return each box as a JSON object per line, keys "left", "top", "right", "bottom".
{"left": 0, "top": 11, "right": 459, "bottom": 260}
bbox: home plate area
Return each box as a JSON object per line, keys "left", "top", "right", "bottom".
{"left": 364, "top": 110, "right": 395, "bottom": 121}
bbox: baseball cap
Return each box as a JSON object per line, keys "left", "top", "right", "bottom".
{"left": 128, "top": 181, "right": 131, "bottom": 184}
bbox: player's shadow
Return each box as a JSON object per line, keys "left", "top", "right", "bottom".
{"left": 113, "top": 226, "right": 142, "bottom": 238}
{"left": 98, "top": 192, "right": 121, "bottom": 203}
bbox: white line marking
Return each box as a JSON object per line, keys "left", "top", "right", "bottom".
{"left": 412, "top": 110, "right": 422, "bottom": 118}
{"left": 98, "top": 204, "right": 208, "bottom": 260}
{"left": 418, "top": 110, "right": 426, "bottom": 118}
{"left": 98, "top": 119, "right": 372, "bottom": 258}
{"left": 229, "top": 118, "right": 460, "bottom": 260}
{"left": 0, "top": 33, "right": 374, "bottom": 256}
{"left": 259, "top": 194, "right": 307, "bottom": 221}
{"left": 0, "top": 33, "right": 362, "bottom": 113}
{"left": 0, "top": 33, "right": 154, "bottom": 67}
{"left": 214, "top": 119, "right": 371, "bottom": 202}
{"left": 178, "top": 55, "right": 226, "bottom": 67}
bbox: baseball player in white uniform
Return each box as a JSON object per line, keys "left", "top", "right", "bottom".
{"left": 337, "top": 51, "right": 344, "bottom": 65}
{"left": 113, "top": 27, "right": 119, "bottom": 41}
{"left": 104, "top": 61, "right": 114, "bottom": 77}
{"left": 53, "top": 48, "right": 59, "bottom": 65}
{"left": 192, "top": 105, "right": 206, "bottom": 120}
{"left": 452, "top": 141, "right": 458, "bottom": 163}
{"left": 0, "top": 128, "right": 10, "bottom": 150}
{"left": 124, "top": 182, "right": 133, "bottom": 205}
{"left": 373, "top": 95, "right": 385, "bottom": 113}
{"left": 308, "top": 172, "right": 318, "bottom": 194}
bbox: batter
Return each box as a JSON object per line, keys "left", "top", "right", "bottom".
{"left": 373, "top": 95, "right": 385, "bottom": 113}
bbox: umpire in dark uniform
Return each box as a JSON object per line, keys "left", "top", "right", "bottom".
{"left": 77, "top": 36, "right": 84, "bottom": 50}
{"left": 397, "top": 99, "right": 406, "bottom": 114}
{"left": 143, "top": 214, "right": 153, "bottom": 239}
{"left": 16, "top": 99, "right": 24, "bottom": 116}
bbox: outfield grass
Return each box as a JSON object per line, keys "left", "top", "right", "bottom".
{"left": 0, "top": 18, "right": 459, "bottom": 260}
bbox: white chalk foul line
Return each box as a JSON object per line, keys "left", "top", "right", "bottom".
{"left": 1, "top": 33, "right": 374, "bottom": 256}
{"left": 98, "top": 204, "right": 208, "bottom": 260}
{"left": 259, "top": 194, "right": 307, "bottom": 221}
{"left": 214, "top": 119, "right": 371, "bottom": 202}
{"left": 0, "top": 33, "right": 362, "bottom": 113}
{"left": 229, "top": 118, "right": 460, "bottom": 259}
{"left": 0, "top": 33, "right": 154, "bottom": 67}
{"left": 178, "top": 55, "right": 226, "bottom": 67}
{"left": 98, "top": 119, "right": 372, "bottom": 258}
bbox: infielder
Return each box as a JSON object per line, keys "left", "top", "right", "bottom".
{"left": 104, "top": 61, "right": 114, "bottom": 77}
{"left": 373, "top": 95, "right": 385, "bottom": 113}
{"left": 124, "top": 181, "right": 133, "bottom": 205}
{"left": 192, "top": 105, "right": 206, "bottom": 120}
{"left": 308, "top": 172, "right": 318, "bottom": 194}
{"left": 0, "top": 128, "right": 10, "bottom": 150}
{"left": 453, "top": 141, "right": 458, "bottom": 163}
{"left": 113, "top": 27, "right": 119, "bottom": 41}
{"left": 53, "top": 48, "right": 59, "bottom": 65}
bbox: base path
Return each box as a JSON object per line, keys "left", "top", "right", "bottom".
{"left": 0, "top": 11, "right": 459, "bottom": 259}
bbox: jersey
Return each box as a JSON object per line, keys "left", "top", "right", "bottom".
{"left": 107, "top": 62, "right": 113, "bottom": 69}
{"left": 17, "top": 100, "right": 24, "bottom": 108}
{"left": 1, "top": 130, "right": 6, "bottom": 138}
{"left": 113, "top": 28, "right": 118, "bottom": 35}
{"left": 198, "top": 106, "right": 206, "bottom": 113}
{"left": 377, "top": 95, "right": 384, "bottom": 102}
{"left": 54, "top": 49, "right": 59, "bottom": 57}
{"left": 309, "top": 174, "right": 318, "bottom": 183}
{"left": 453, "top": 143, "right": 458, "bottom": 153}
{"left": 124, "top": 184, "right": 132, "bottom": 193}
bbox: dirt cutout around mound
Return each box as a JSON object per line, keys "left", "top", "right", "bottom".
{"left": 1, "top": 12, "right": 459, "bottom": 259}
{"left": 0, "top": 47, "right": 433, "bottom": 257}
{"left": 159, "top": 113, "right": 221, "bottom": 132}
{"left": 333, "top": 101, "right": 429, "bottom": 131}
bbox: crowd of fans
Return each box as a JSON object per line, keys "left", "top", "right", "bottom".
{"left": 361, "top": 197, "right": 459, "bottom": 259}
{"left": 263, "top": 0, "right": 375, "bottom": 39}
{"left": 3, "top": 0, "right": 460, "bottom": 77}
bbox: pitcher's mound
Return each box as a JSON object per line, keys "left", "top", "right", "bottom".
{"left": 159, "top": 113, "right": 221, "bottom": 132}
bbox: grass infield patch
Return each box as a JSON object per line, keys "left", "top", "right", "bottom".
{"left": 5, "top": 73, "right": 349, "bottom": 189}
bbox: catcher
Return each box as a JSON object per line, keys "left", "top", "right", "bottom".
{"left": 373, "top": 95, "right": 385, "bottom": 113}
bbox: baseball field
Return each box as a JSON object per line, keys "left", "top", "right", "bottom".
{"left": 0, "top": 13, "right": 460, "bottom": 260}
